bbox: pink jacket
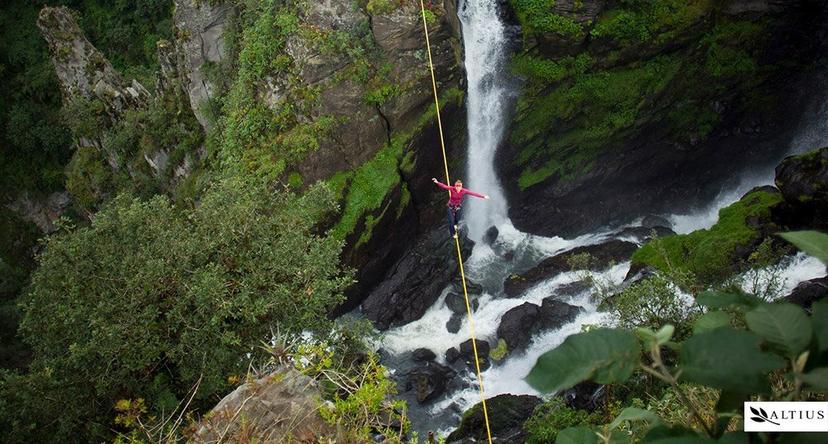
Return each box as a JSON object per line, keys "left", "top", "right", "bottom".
{"left": 435, "top": 181, "right": 485, "bottom": 207}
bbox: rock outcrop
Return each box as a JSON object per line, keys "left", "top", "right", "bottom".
{"left": 447, "top": 394, "right": 542, "bottom": 443}
{"left": 361, "top": 228, "right": 473, "bottom": 330}
{"left": 785, "top": 276, "right": 828, "bottom": 311}
{"left": 774, "top": 147, "right": 828, "bottom": 230}
{"left": 405, "top": 361, "right": 456, "bottom": 403}
{"left": 504, "top": 240, "right": 637, "bottom": 297}
{"left": 191, "top": 367, "right": 334, "bottom": 443}
{"left": 37, "top": 7, "right": 150, "bottom": 135}
{"left": 173, "top": 0, "right": 236, "bottom": 129}
{"left": 496, "top": 298, "right": 583, "bottom": 354}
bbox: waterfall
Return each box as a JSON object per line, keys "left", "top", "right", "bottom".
{"left": 458, "top": 0, "right": 513, "bottom": 241}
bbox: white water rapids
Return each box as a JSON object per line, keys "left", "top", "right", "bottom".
{"left": 375, "top": 0, "right": 827, "bottom": 437}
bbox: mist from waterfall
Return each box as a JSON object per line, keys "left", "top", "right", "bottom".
{"left": 458, "top": 0, "right": 513, "bottom": 241}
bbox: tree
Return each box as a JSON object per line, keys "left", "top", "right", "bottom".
{"left": 3, "top": 177, "right": 352, "bottom": 442}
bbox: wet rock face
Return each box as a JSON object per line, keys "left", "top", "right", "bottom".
{"left": 774, "top": 147, "right": 828, "bottom": 230}
{"left": 503, "top": 240, "right": 637, "bottom": 297}
{"left": 496, "top": 298, "right": 583, "bottom": 353}
{"left": 173, "top": 0, "right": 236, "bottom": 129}
{"left": 405, "top": 361, "right": 456, "bottom": 403}
{"left": 785, "top": 276, "right": 828, "bottom": 311}
{"left": 361, "top": 229, "right": 474, "bottom": 330}
{"left": 37, "top": 7, "right": 150, "bottom": 124}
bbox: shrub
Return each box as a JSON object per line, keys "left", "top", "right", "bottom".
{"left": 523, "top": 397, "right": 602, "bottom": 443}
{"left": 5, "top": 177, "right": 352, "bottom": 442}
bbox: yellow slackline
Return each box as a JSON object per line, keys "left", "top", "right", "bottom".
{"left": 418, "top": 2, "right": 493, "bottom": 443}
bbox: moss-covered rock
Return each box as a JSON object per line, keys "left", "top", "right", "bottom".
{"left": 631, "top": 187, "right": 783, "bottom": 285}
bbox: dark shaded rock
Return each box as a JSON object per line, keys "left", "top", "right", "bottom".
{"left": 562, "top": 381, "right": 605, "bottom": 412}
{"left": 623, "top": 264, "right": 658, "bottom": 284}
{"left": 459, "top": 338, "right": 490, "bottom": 360}
{"left": 539, "top": 297, "right": 584, "bottom": 327}
{"left": 496, "top": 300, "right": 583, "bottom": 353}
{"left": 642, "top": 215, "right": 671, "bottom": 229}
{"left": 484, "top": 226, "right": 499, "bottom": 244}
{"left": 412, "top": 348, "right": 437, "bottom": 363}
{"left": 616, "top": 225, "right": 676, "bottom": 242}
{"left": 405, "top": 362, "right": 456, "bottom": 404}
{"left": 361, "top": 229, "right": 474, "bottom": 330}
{"left": 504, "top": 240, "right": 637, "bottom": 297}
{"left": 556, "top": 279, "right": 593, "bottom": 297}
{"left": 785, "top": 276, "right": 828, "bottom": 311}
{"left": 496, "top": 302, "right": 540, "bottom": 351}
{"left": 774, "top": 147, "right": 828, "bottom": 230}
{"left": 445, "top": 347, "right": 461, "bottom": 364}
{"left": 446, "top": 314, "right": 462, "bottom": 334}
{"left": 447, "top": 394, "right": 542, "bottom": 443}
{"left": 445, "top": 292, "right": 465, "bottom": 314}
{"left": 454, "top": 279, "right": 484, "bottom": 296}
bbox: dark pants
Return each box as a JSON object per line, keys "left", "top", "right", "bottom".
{"left": 447, "top": 206, "right": 461, "bottom": 236}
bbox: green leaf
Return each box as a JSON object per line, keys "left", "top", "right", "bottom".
{"left": 799, "top": 368, "right": 828, "bottom": 390}
{"left": 642, "top": 426, "right": 713, "bottom": 443}
{"left": 745, "top": 303, "right": 812, "bottom": 357}
{"left": 778, "top": 231, "right": 828, "bottom": 265}
{"left": 714, "top": 391, "right": 747, "bottom": 438}
{"left": 813, "top": 300, "right": 828, "bottom": 352}
{"left": 680, "top": 328, "right": 786, "bottom": 394}
{"left": 655, "top": 325, "right": 675, "bottom": 345}
{"left": 717, "top": 432, "right": 748, "bottom": 444}
{"left": 609, "top": 407, "right": 662, "bottom": 431}
{"left": 526, "top": 328, "right": 641, "bottom": 393}
{"left": 695, "top": 291, "right": 762, "bottom": 311}
{"left": 693, "top": 311, "right": 730, "bottom": 334}
{"left": 556, "top": 426, "right": 598, "bottom": 444}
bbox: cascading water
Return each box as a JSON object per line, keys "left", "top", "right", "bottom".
{"left": 458, "top": 0, "right": 512, "bottom": 241}
{"left": 377, "top": 0, "right": 827, "bottom": 438}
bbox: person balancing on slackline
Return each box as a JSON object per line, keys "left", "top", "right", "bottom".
{"left": 432, "top": 178, "right": 489, "bottom": 238}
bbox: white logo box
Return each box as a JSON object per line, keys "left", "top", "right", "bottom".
{"left": 744, "top": 402, "right": 828, "bottom": 432}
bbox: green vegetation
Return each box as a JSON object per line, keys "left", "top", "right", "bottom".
{"left": 514, "top": 55, "right": 681, "bottom": 189}
{"left": 509, "top": 0, "right": 584, "bottom": 38}
{"left": 590, "top": 0, "right": 711, "bottom": 45}
{"left": 632, "top": 189, "right": 783, "bottom": 285}
{"left": 526, "top": 290, "right": 828, "bottom": 443}
{"left": 0, "top": 178, "right": 352, "bottom": 442}
{"left": 524, "top": 397, "right": 602, "bottom": 443}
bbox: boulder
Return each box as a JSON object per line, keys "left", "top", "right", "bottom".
{"left": 445, "top": 292, "right": 479, "bottom": 314}
{"left": 446, "top": 394, "right": 542, "bottom": 443}
{"left": 774, "top": 147, "right": 828, "bottom": 230}
{"left": 458, "top": 338, "right": 491, "bottom": 371}
{"left": 192, "top": 366, "right": 334, "bottom": 442}
{"left": 412, "top": 348, "right": 437, "bottom": 363}
{"left": 496, "top": 299, "right": 583, "bottom": 353}
{"left": 405, "top": 361, "right": 456, "bottom": 404}
{"left": 361, "top": 229, "right": 473, "bottom": 330}
{"left": 496, "top": 302, "right": 540, "bottom": 352}
{"left": 446, "top": 314, "right": 462, "bottom": 334}
{"left": 616, "top": 225, "right": 676, "bottom": 242}
{"left": 504, "top": 240, "right": 637, "bottom": 297}
{"left": 555, "top": 279, "right": 593, "bottom": 298}
{"left": 784, "top": 276, "right": 828, "bottom": 311}
{"left": 484, "top": 225, "right": 499, "bottom": 244}
{"left": 445, "top": 347, "right": 461, "bottom": 364}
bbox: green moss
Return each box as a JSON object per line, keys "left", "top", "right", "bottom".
{"left": 523, "top": 397, "right": 603, "bottom": 444}
{"left": 590, "top": 0, "right": 712, "bottom": 45}
{"left": 511, "top": 53, "right": 592, "bottom": 84}
{"left": 287, "top": 171, "right": 304, "bottom": 188}
{"left": 514, "top": 55, "right": 682, "bottom": 188}
{"left": 509, "top": 0, "right": 583, "bottom": 37}
{"left": 490, "top": 338, "right": 508, "bottom": 361}
{"left": 631, "top": 189, "right": 783, "bottom": 285}
{"left": 330, "top": 139, "right": 403, "bottom": 240}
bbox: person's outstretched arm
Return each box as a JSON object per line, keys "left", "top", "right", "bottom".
{"left": 432, "top": 178, "right": 452, "bottom": 190}
{"left": 464, "top": 189, "right": 490, "bottom": 199}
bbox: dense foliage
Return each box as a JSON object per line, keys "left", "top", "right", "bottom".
{"left": 0, "top": 177, "right": 352, "bottom": 442}
{"left": 524, "top": 232, "right": 828, "bottom": 443}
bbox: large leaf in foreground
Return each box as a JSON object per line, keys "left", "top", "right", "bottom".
{"left": 778, "top": 231, "right": 828, "bottom": 265}
{"left": 555, "top": 426, "right": 598, "bottom": 444}
{"left": 680, "top": 328, "right": 785, "bottom": 394}
{"left": 813, "top": 300, "right": 828, "bottom": 352}
{"left": 745, "top": 303, "right": 811, "bottom": 357}
{"left": 526, "top": 328, "right": 640, "bottom": 393}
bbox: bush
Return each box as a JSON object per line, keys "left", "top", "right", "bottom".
{"left": 4, "top": 177, "right": 352, "bottom": 442}
{"left": 523, "top": 397, "right": 602, "bottom": 443}
{"left": 603, "top": 274, "right": 700, "bottom": 337}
